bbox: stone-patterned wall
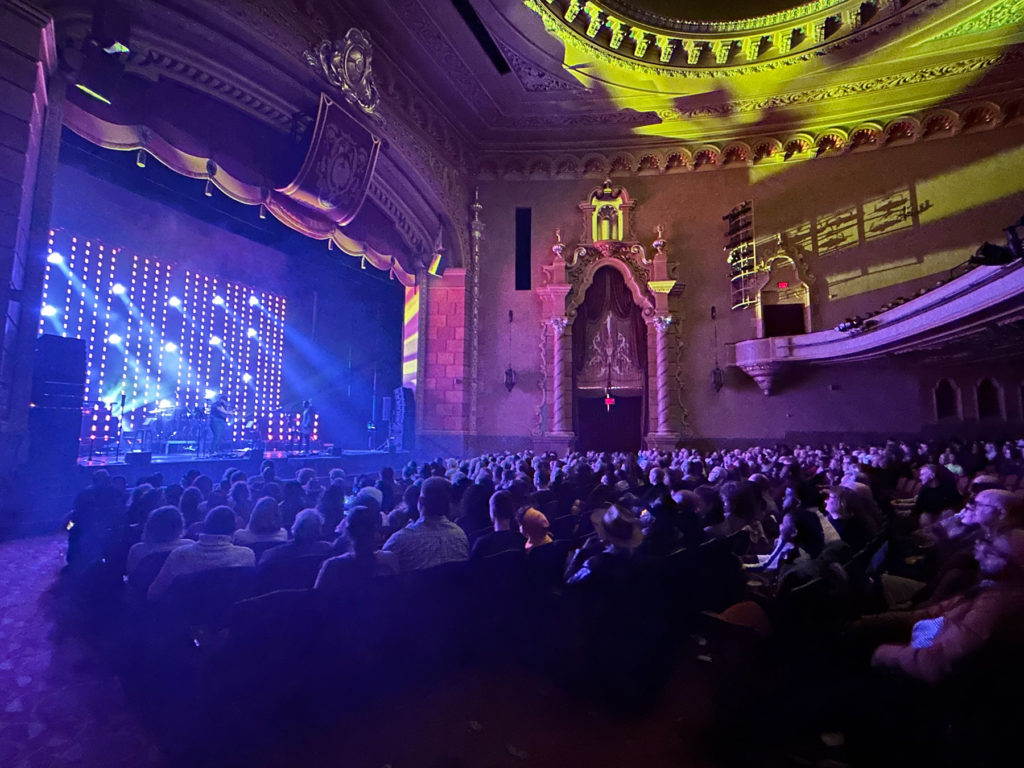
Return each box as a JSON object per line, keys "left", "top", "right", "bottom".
{"left": 420, "top": 268, "right": 468, "bottom": 442}
{"left": 0, "top": 1, "right": 59, "bottom": 466}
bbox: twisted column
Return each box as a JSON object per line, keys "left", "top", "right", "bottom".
{"left": 652, "top": 315, "right": 674, "bottom": 435}
{"left": 549, "top": 317, "right": 571, "bottom": 434}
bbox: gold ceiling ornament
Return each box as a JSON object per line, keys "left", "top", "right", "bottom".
{"left": 524, "top": 0, "right": 951, "bottom": 77}
{"left": 304, "top": 29, "right": 382, "bottom": 122}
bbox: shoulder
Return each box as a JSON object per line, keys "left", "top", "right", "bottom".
{"left": 376, "top": 550, "right": 400, "bottom": 576}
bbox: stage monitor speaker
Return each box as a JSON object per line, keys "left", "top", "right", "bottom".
{"left": 390, "top": 386, "right": 415, "bottom": 452}
{"left": 27, "top": 406, "right": 81, "bottom": 469}
{"left": 33, "top": 335, "right": 86, "bottom": 408}
{"left": 125, "top": 451, "right": 152, "bottom": 467}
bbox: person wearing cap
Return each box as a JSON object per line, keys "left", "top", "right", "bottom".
{"left": 381, "top": 477, "right": 468, "bottom": 572}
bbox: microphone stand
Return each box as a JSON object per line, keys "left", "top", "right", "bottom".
{"left": 115, "top": 393, "right": 126, "bottom": 462}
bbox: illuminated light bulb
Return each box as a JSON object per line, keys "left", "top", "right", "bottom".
{"left": 108, "top": 334, "right": 122, "bottom": 345}
{"left": 164, "top": 342, "right": 178, "bottom": 352}
{"left": 41, "top": 304, "right": 57, "bottom": 317}
{"left": 168, "top": 296, "right": 182, "bottom": 308}
{"left": 210, "top": 336, "right": 222, "bottom": 346}
{"left": 205, "top": 388, "right": 217, "bottom": 399}
{"left": 242, "top": 373, "right": 252, "bottom": 383}
{"left": 212, "top": 295, "right": 224, "bottom": 306}
{"left": 249, "top": 295, "right": 260, "bottom": 306}
{"left": 247, "top": 327, "right": 257, "bottom": 338}
{"left": 47, "top": 252, "right": 64, "bottom": 264}
{"left": 112, "top": 283, "right": 126, "bottom": 295}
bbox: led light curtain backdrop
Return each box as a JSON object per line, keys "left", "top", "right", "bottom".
{"left": 39, "top": 228, "right": 316, "bottom": 445}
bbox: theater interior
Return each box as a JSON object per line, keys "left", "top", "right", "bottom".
{"left": 2, "top": 1, "right": 1024, "bottom": 766}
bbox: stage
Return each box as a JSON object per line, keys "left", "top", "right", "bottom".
{"left": 75, "top": 447, "right": 411, "bottom": 483}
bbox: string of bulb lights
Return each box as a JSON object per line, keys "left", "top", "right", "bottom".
{"left": 40, "top": 229, "right": 313, "bottom": 444}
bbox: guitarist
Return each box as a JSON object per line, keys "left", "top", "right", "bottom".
{"left": 209, "top": 394, "right": 236, "bottom": 455}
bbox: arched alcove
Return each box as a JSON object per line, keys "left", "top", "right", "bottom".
{"left": 756, "top": 255, "right": 810, "bottom": 338}
{"left": 934, "top": 378, "right": 961, "bottom": 421}
{"left": 571, "top": 266, "right": 647, "bottom": 452}
{"left": 977, "top": 378, "right": 1004, "bottom": 420}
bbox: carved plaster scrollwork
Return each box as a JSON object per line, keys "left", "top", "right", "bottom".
{"left": 535, "top": 321, "right": 549, "bottom": 436}
{"left": 740, "top": 362, "right": 782, "bottom": 395}
{"left": 652, "top": 314, "right": 675, "bottom": 332}
{"left": 304, "top": 30, "right": 382, "bottom": 122}
{"left": 549, "top": 316, "right": 572, "bottom": 334}
{"left": 565, "top": 242, "right": 653, "bottom": 318}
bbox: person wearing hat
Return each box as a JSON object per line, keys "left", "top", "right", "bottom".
{"left": 564, "top": 503, "right": 644, "bottom": 585}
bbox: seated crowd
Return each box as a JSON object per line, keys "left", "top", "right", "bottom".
{"left": 63, "top": 437, "right": 1024, "bottom": 763}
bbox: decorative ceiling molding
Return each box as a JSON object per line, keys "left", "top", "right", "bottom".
{"left": 661, "top": 49, "right": 1024, "bottom": 119}
{"left": 930, "top": 0, "right": 1024, "bottom": 41}
{"left": 495, "top": 40, "right": 586, "bottom": 92}
{"left": 524, "top": 0, "right": 954, "bottom": 78}
{"left": 598, "top": 0, "right": 847, "bottom": 34}
{"left": 474, "top": 95, "right": 1024, "bottom": 179}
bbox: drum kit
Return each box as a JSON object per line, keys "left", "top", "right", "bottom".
{"left": 125, "top": 403, "right": 209, "bottom": 454}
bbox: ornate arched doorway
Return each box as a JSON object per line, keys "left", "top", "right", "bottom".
{"left": 572, "top": 266, "right": 648, "bottom": 451}
{"left": 536, "top": 180, "right": 685, "bottom": 453}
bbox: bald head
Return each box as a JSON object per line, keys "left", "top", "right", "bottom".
{"left": 963, "top": 490, "right": 1024, "bottom": 533}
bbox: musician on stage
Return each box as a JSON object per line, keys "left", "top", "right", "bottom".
{"left": 299, "top": 400, "right": 314, "bottom": 454}
{"left": 209, "top": 394, "right": 235, "bottom": 455}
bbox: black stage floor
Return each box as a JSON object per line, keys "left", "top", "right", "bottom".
{"left": 75, "top": 448, "right": 410, "bottom": 482}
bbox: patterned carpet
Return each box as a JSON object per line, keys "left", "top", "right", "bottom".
{"left": 0, "top": 535, "right": 163, "bottom": 768}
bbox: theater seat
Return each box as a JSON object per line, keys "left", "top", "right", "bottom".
{"left": 256, "top": 553, "right": 329, "bottom": 594}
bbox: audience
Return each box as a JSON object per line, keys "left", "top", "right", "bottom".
{"left": 147, "top": 506, "right": 255, "bottom": 599}
{"left": 126, "top": 505, "right": 190, "bottom": 575}
{"left": 233, "top": 496, "right": 288, "bottom": 547}
{"left": 382, "top": 476, "right": 468, "bottom": 572}
{"left": 259, "top": 508, "right": 333, "bottom": 565}
{"left": 315, "top": 505, "right": 399, "bottom": 592}
{"left": 470, "top": 490, "right": 526, "bottom": 559}
{"left": 57, "top": 436, "right": 1024, "bottom": 763}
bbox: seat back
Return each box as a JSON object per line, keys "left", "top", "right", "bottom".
{"left": 159, "top": 566, "right": 257, "bottom": 630}
{"left": 126, "top": 549, "right": 173, "bottom": 606}
{"left": 245, "top": 539, "right": 288, "bottom": 563}
{"left": 256, "top": 553, "right": 329, "bottom": 594}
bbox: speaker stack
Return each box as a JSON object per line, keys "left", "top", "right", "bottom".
{"left": 390, "top": 386, "right": 414, "bottom": 452}
{"left": 28, "top": 335, "right": 86, "bottom": 469}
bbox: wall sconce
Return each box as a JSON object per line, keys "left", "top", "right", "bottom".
{"left": 504, "top": 309, "right": 516, "bottom": 392}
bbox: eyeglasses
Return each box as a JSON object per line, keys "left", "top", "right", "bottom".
{"left": 965, "top": 500, "right": 1000, "bottom": 512}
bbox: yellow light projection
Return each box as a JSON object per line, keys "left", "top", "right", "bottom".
{"left": 402, "top": 286, "right": 419, "bottom": 388}
{"left": 526, "top": 0, "right": 1024, "bottom": 143}
{"left": 761, "top": 146, "right": 1024, "bottom": 299}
